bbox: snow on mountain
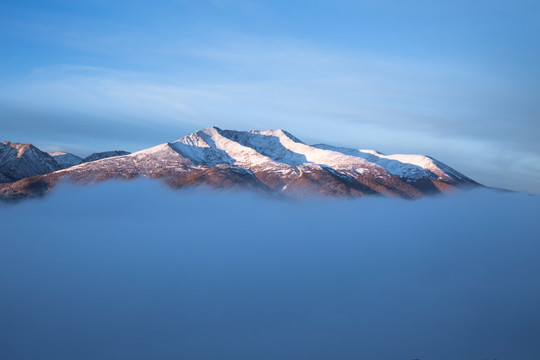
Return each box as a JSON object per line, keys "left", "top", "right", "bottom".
{"left": 49, "top": 151, "right": 83, "bottom": 169}
{"left": 55, "top": 143, "right": 191, "bottom": 179}
{"left": 312, "top": 145, "right": 453, "bottom": 180}
{"left": 173, "top": 127, "right": 291, "bottom": 168}
{"left": 172, "top": 127, "right": 468, "bottom": 182}
{"left": 0, "top": 127, "right": 481, "bottom": 200}
{"left": 0, "top": 141, "right": 61, "bottom": 182}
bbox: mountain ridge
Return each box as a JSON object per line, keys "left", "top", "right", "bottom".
{"left": 0, "top": 127, "right": 482, "bottom": 201}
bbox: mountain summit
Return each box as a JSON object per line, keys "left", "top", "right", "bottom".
{"left": 0, "top": 127, "right": 481, "bottom": 200}
{"left": 0, "top": 141, "right": 61, "bottom": 182}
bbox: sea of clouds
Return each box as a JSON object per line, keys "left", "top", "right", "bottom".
{"left": 1, "top": 181, "right": 539, "bottom": 360}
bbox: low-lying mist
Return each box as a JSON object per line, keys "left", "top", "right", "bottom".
{"left": 1, "top": 181, "right": 539, "bottom": 360}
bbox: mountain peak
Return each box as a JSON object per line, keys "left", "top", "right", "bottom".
{"left": 0, "top": 141, "right": 60, "bottom": 182}
{"left": 250, "top": 129, "right": 303, "bottom": 143}
{"left": 1, "top": 141, "right": 37, "bottom": 158}
{"left": 169, "top": 127, "right": 474, "bottom": 183}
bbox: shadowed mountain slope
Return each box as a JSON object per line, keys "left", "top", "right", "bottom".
{"left": 49, "top": 151, "right": 83, "bottom": 169}
{"left": 0, "top": 141, "right": 61, "bottom": 182}
{"left": 83, "top": 150, "right": 131, "bottom": 162}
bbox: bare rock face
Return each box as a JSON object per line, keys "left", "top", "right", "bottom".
{"left": 0, "top": 127, "right": 482, "bottom": 201}
{"left": 0, "top": 141, "right": 61, "bottom": 183}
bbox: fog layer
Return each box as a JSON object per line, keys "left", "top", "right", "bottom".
{"left": 1, "top": 182, "right": 539, "bottom": 360}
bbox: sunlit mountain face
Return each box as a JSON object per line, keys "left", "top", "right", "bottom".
{"left": 0, "top": 127, "right": 481, "bottom": 201}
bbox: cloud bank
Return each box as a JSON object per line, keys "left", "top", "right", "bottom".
{"left": 1, "top": 181, "right": 539, "bottom": 359}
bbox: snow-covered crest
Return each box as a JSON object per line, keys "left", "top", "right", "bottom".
{"left": 167, "top": 126, "right": 468, "bottom": 181}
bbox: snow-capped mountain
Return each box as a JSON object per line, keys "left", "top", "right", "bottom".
{"left": 0, "top": 127, "right": 481, "bottom": 200}
{"left": 0, "top": 141, "right": 61, "bottom": 182}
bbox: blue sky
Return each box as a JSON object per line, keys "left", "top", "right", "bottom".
{"left": 1, "top": 0, "right": 539, "bottom": 192}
